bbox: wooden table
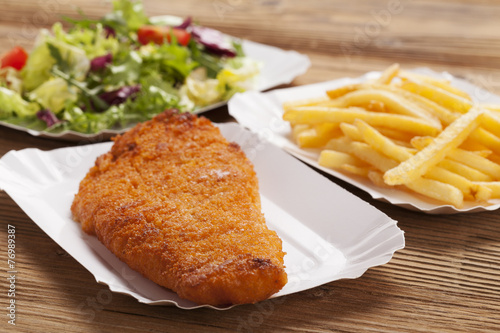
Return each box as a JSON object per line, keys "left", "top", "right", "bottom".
{"left": 1, "top": 0, "right": 500, "bottom": 332}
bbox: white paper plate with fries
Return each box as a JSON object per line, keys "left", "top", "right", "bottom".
{"left": 229, "top": 64, "right": 500, "bottom": 214}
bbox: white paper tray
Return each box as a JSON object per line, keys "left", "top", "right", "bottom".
{"left": 0, "top": 39, "right": 310, "bottom": 142}
{"left": 0, "top": 122, "right": 404, "bottom": 309}
{"left": 228, "top": 68, "right": 500, "bottom": 214}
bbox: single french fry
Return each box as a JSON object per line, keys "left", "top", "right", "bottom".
{"left": 297, "top": 123, "right": 341, "bottom": 148}
{"left": 409, "top": 136, "right": 490, "bottom": 157}
{"left": 336, "top": 89, "right": 442, "bottom": 128}
{"left": 459, "top": 137, "right": 491, "bottom": 152}
{"left": 399, "top": 71, "right": 472, "bottom": 101}
{"left": 283, "top": 96, "right": 331, "bottom": 111}
{"left": 372, "top": 166, "right": 467, "bottom": 206}
{"left": 316, "top": 122, "right": 341, "bottom": 136}
{"left": 398, "top": 71, "right": 450, "bottom": 84}
{"left": 363, "top": 99, "right": 387, "bottom": 113}
{"left": 350, "top": 142, "right": 399, "bottom": 172}
{"left": 292, "top": 124, "right": 311, "bottom": 142}
{"left": 340, "top": 164, "right": 371, "bottom": 177}
{"left": 325, "top": 84, "right": 360, "bottom": 99}
{"left": 368, "top": 170, "right": 395, "bottom": 189}
{"left": 324, "top": 136, "right": 354, "bottom": 153}
{"left": 283, "top": 106, "right": 362, "bottom": 124}
{"left": 316, "top": 99, "right": 345, "bottom": 108}
{"left": 339, "top": 122, "right": 363, "bottom": 141}
{"left": 283, "top": 107, "right": 441, "bottom": 136}
{"left": 318, "top": 150, "right": 367, "bottom": 169}
{"left": 481, "top": 104, "right": 500, "bottom": 111}
{"left": 469, "top": 127, "right": 500, "bottom": 156}
{"left": 481, "top": 111, "right": 500, "bottom": 137}
{"left": 488, "top": 153, "right": 500, "bottom": 166}
{"left": 297, "top": 129, "right": 325, "bottom": 148}
{"left": 424, "top": 165, "right": 490, "bottom": 201}
{"left": 399, "top": 79, "right": 473, "bottom": 114}
{"left": 470, "top": 150, "right": 492, "bottom": 158}
{"left": 437, "top": 159, "right": 493, "bottom": 182}
{"left": 405, "top": 177, "right": 464, "bottom": 208}
{"left": 384, "top": 107, "right": 484, "bottom": 185}
{"left": 373, "top": 126, "right": 415, "bottom": 143}
{"left": 354, "top": 119, "right": 413, "bottom": 162}
{"left": 430, "top": 81, "right": 472, "bottom": 101}
{"left": 446, "top": 148, "right": 500, "bottom": 180}
{"left": 410, "top": 135, "right": 433, "bottom": 150}
{"left": 375, "top": 63, "right": 400, "bottom": 84}
{"left": 472, "top": 181, "right": 500, "bottom": 198}
{"left": 374, "top": 84, "right": 460, "bottom": 125}
{"left": 481, "top": 104, "right": 500, "bottom": 115}
{"left": 474, "top": 185, "right": 493, "bottom": 202}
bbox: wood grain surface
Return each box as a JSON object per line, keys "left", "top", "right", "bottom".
{"left": 1, "top": 0, "right": 500, "bottom": 332}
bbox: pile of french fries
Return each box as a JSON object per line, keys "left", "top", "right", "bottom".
{"left": 282, "top": 64, "right": 500, "bottom": 208}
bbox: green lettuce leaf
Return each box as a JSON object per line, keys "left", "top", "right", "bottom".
{"left": 123, "top": 84, "right": 182, "bottom": 121}
{"left": 28, "top": 77, "right": 78, "bottom": 114}
{"left": 103, "top": 0, "right": 149, "bottom": 35}
{"left": 139, "top": 42, "right": 198, "bottom": 85}
{"left": 182, "top": 68, "right": 223, "bottom": 107}
{"left": 20, "top": 31, "right": 54, "bottom": 91}
{"left": 216, "top": 57, "right": 260, "bottom": 100}
{"left": 53, "top": 22, "right": 119, "bottom": 59}
{"left": 104, "top": 50, "right": 143, "bottom": 87}
{"left": 58, "top": 104, "right": 124, "bottom": 134}
{"left": 0, "top": 87, "right": 39, "bottom": 118}
{"left": 21, "top": 25, "right": 90, "bottom": 92}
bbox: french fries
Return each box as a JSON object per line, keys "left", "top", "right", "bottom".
{"left": 383, "top": 107, "right": 484, "bottom": 186}
{"left": 399, "top": 79, "right": 473, "bottom": 114}
{"left": 283, "top": 107, "right": 441, "bottom": 136}
{"left": 282, "top": 64, "right": 500, "bottom": 208}
{"left": 334, "top": 89, "right": 442, "bottom": 128}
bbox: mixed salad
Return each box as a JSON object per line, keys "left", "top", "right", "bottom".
{"left": 0, "top": 0, "right": 260, "bottom": 134}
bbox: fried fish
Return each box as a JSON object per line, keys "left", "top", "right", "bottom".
{"left": 71, "top": 110, "right": 287, "bottom": 306}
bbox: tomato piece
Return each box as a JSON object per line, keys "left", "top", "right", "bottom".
{"left": 137, "top": 26, "right": 166, "bottom": 45}
{"left": 170, "top": 28, "right": 191, "bottom": 46}
{"left": 137, "top": 25, "right": 191, "bottom": 46}
{"left": 0, "top": 46, "right": 28, "bottom": 71}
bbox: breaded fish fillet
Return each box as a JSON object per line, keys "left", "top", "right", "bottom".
{"left": 71, "top": 110, "right": 287, "bottom": 306}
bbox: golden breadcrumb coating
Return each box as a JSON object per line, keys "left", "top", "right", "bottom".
{"left": 71, "top": 110, "right": 287, "bottom": 306}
